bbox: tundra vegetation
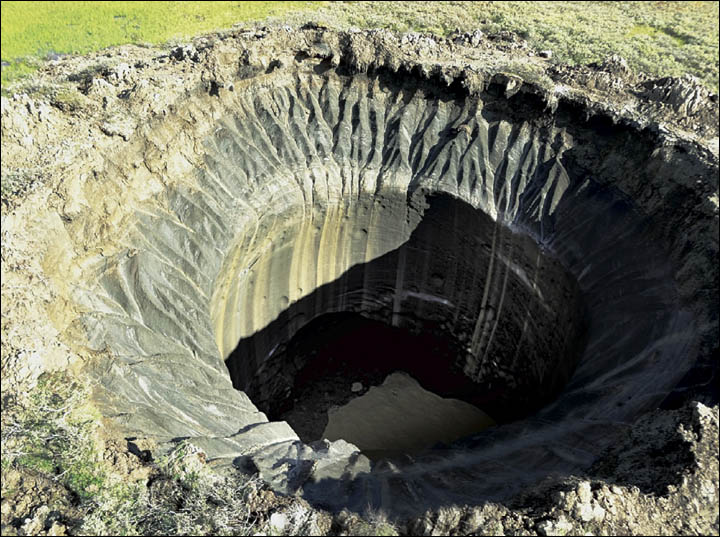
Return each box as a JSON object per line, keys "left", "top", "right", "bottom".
{"left": 0, "top": 1, "right": 322, "bottom": 87}
{"left": 1, "top": 1, "right": 718, "bottom": 91}
{"left": 2, "top": 372, "right": 396, "bottom": 535}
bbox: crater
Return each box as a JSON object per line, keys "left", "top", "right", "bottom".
{"left": 225, "top": 192, "right": 586, "bottom": 457}
{"left": 52, "top": 31, "right": 717, "bottom": 522}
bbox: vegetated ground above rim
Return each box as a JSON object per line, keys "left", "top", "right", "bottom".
{"left": 1, "top": 1, "right": 719, "bottom": 92}
{"left": 0, "top": 0, "right": 325, "bottom": 87}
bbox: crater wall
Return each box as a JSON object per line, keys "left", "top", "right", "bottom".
{"left": 2, "top": 28, "right": 717, "bottom": 521}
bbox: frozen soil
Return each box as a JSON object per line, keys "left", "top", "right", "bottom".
{"left": 1, "top": 24, "right": 718, "bottom": 536}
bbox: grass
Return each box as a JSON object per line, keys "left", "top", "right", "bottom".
{"left": 2, "top": 2, "right": 717, "bottom": 92}
{"left": 2, "top": 2, "right": 718, "bottom": 91}
{"left": 80, "top": 441, "right": 264, "bottom": 536}
{"left": 276, "top": 1, "right": 719, "bottom": 91}
{"left": 627, "top": 23, "right": 689, "bottom": 46}
{"left": 0, "top": 371, "right": 397, "bottom": 535}
{"left": 1, "top": 372, "right": 276, "bottom": 535}
{"left": 0, "top": 1, "right": 324, "bottom": 86}
{"left": 1, "top": 371, "right": 106, "bottom": 500}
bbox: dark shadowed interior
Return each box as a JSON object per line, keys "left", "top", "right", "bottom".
{"left": 225, "top": 193, "right": 587, "bottom": 454}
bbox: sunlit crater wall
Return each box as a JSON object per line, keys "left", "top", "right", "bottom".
{"left": 81, "top": 64, "right": 716, "bottom": 514}
{"left": 208, "top": 72, "right": 591, "bottom": 421}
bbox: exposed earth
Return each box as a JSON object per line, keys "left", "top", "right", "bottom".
{"left": 322, "top": 371, "right": 495, "bottom": 459}
{"left": 1, "top": 24, "right": 718, "bottom": 536}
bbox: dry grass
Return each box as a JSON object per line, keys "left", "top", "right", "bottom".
{"left": 0, "top": 372, "right": 394, "bottom": 535}
{"left": 275, "top": 1, "right": 720, "bottom": 91}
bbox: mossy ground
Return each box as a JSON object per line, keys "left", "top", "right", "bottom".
{"left": 278, "top": 1, "right": 719, "bottom": 91}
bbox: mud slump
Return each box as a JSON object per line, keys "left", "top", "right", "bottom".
{"left": 82, "top": 56, "right": 718, "bottom": 521}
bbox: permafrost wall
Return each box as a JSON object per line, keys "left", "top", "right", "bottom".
{"left": 2, "top": 29, "right": 717, "bottom": 521}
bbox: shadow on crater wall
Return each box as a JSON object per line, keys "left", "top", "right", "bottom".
{"left": 225, "top": 193, "right": 586, "bottom": 427}
{"left": 74, "top": 60, "right": 717, "bottom": 522}
{"left": 223, "top": 185, "right": 697, "bottom": 518}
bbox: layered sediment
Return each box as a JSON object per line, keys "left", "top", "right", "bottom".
{"left": 1, "top": 27, "right": 718, "bottom": 524}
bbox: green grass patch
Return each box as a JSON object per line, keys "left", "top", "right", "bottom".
{"left": 1, "top": 371, "right": 106, "bottom": 500}
{"left": 627, "top": 24, "right": 689, "bottom": 46}
{"left": 16, "top": 453, "right": 57, "bottom": 474}
{"left": 1, "top": 1, "right": 325, "bottom": 87}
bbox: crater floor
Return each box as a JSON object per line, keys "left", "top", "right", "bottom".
{"left": 271, "top": 312, "right": 497, "bottom": 452}
{"left": 323, "top": 371, "right": 495, "bottom": 460}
